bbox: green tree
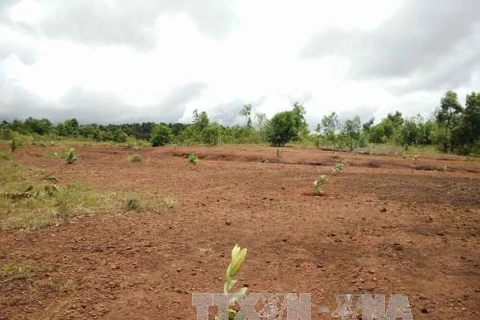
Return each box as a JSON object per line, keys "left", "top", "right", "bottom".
{"left": 266, "top": 111, "right": 297, "bottom": 147}
{"left": 292, "top": 102, "right": 308, "bottom": 140}
{"left": 397, "top": 115, "right": 426, "bottom": 146}
{"left": 57, "top": 118, "right": 79, "bottom": 137}
{"left": 24, "top": 117, "right": 52, "bottom": 135}
{"left": 454, "top": 92, "right": 480, "bottom": 153}
{"left": 78, "top": 124, "right": 103, "bottom": 141}
{"left": 387, "top": 111, "right": 404, "bottom": 128}
{"left": 254, "top": 112, "right": 268, "bottom": 142}
{"left": 316, "top": 112, "right": 339, "bottom": 144}
{"left": 151, "top": 124, "right": 173, "bottom": 146}
{"left": 340, "top": 116, "right": 363, "bottom": 151}
{"left": 201, "top": 124, "right": 223, "bottom": 146}
{"left": 193, "top": 110, "right": 210, "bottom": 131}
{"left": 362, "top": 117, "right": 375, "bottom": 132}
{"left": 112, "top": 127, "right": 128, "bottom": 143}
{"left": 435, "top": 91, "right": 463, "bottom": 152}
{"left": 240, "top": 104, "right": 253, "bottom": 128}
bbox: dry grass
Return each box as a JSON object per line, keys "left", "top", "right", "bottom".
{"left": 0, "top": 160, "right": 174, "bottom": 231}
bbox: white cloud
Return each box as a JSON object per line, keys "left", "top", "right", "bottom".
{"left": 0, "top": 0, "right": 478, "bottom": 128}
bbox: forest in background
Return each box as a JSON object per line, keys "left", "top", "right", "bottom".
{"left": 1, "top": 91, "right": 479, "bottom": 155}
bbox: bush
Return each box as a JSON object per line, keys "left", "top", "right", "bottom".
{"left": 0, "top": 152, "right": 10, "bottom": 161}
{"left": 151, "top": 124, "right": 173, "bottom": 147}
{"left": 64, "top": 149, "right": 77, "bottom": 164}
{"left": 188, "top": 153, "right": 199, "bottom": 165}
{"left": 201, "top": 124, "right": 223, "bottom": 146}
{"left": 127, "top": 154, "right": 143, "bottom": 163}
{"left": 10, "top": 139, "right": 21, "bottom": 152}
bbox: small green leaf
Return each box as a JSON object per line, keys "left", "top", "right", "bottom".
{"left": 227, "top": 246, "right": 247, "bottom": 279}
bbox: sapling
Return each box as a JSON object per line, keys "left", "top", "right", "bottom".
{"left": 313, "top": 175, "right": 328, "bottom": 196}
{"left": 10, "top": 139, "right": 21, "bottom": 153}
{"left": 331, "top": 161, "right": 345, "bottom": 175}
{"left": 217, "top": 244, "right": 248, "bottom": 320}
{"left": 65, "top": 148, "right": 77, "bottom": 164}
{"left": 188, "top": 153, "right": 199, "bottom": 165}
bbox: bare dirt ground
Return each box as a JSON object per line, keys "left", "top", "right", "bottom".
{"left": 0, "top": 145, "right": 479, "bottom": 319}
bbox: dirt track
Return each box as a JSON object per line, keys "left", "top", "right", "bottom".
{"left": 1, "top": 145, "right": 479, "bottom": 319}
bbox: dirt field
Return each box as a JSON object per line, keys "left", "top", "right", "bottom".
{"left": 1, "top": 145, "right": 479, "bottom": 319}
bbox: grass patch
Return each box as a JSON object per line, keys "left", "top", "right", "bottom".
{"left": 0, "top": 161, "right": 175, "bottom": 231}
{"left": 127, "top": 153, "right": 143, "bottom": 163}
{"left": 1, "top": 263, "right": 35, "bottom": 279}
{"left": 123, "top": 192, "right": 174, "bottom": 212}
{"left": 0, "top": 151, "right": 10, "bottom": 160}
{"left": 43, "top": 150, "right": 63, "bottom": 159}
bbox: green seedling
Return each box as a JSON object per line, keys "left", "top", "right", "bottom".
{"left": 188, "top": 153, "right": 199, "bottom": 165}
{"left": 64, "top": 149, "right": 77, "bottom": 164}
{"left": 216, "top": 244, "right": 248, "bottom": 320}
{"left": 313, "top": 175, "right": 328, "bottom": 196}
{"left": 331, "top": 161, "right": 345, "bottom": 175}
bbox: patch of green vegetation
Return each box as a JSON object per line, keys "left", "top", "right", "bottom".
{"left": 0, "top": 161, "right": 175, "bottom": 231}
{"left": 64, "top": 148, "right": 77, "bottom": 164}
{"left": 10, "top": 139, "right": 21, "bottom": 152}
{"left": 331, "top": 161, "right": 345, "bottom": 175}
{"left": 188, "top": 153, "right": 199, "bottom": 165}
{"left": 0, "top": 151, "right": 10, "bottom": 160}
{"left": 1, "top": 263, "right": 35, "bottom": 278}
{"left": 122, "top": 193, "right": 173, "bottom": 213}
{"left": 313, "top": 175, "right": 328, "bottom": 196}
{"left": 127, "top": 153, "right": 143, "bottom": 163}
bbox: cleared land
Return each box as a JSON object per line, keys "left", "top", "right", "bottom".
{"left": 0, "top": 145, "right": 479, "bottom": 319}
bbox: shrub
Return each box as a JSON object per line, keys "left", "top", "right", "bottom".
{"left": 64, "top": 148, "right": 77, "bottom": 164}
{"left": 10, "top": 139, "right": 21, "bottom": 153}
{"left": 128, "top": 154, "right": 143, "bottom": 163}
{"left": 151, "top": 124, "right": 173, "bottom": 147}
{"left": 201, "top": 124, "right": 223, "bottom": 146}
{"left": 331, "top": 161, "right": 345, "bottom": 175}
{"left": 313, "top": 175, "right": 328, "bottom": 196}
{"left": 188, "top": 153, "right": 199, "bottom": 165}
{"left": 125, "top": 199, "right": 141, "bottom": 211}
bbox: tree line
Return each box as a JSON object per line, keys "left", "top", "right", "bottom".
{"left": 1, "top": 91, "right": 478, "bottom": 154}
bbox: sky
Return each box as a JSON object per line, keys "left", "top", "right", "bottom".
{"left": 0, "top": 0, "right": 479, "bottom": 128}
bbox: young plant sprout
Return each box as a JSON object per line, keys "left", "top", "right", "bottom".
{"left": 188, "top": 153, "right": 199, "bottom": 165}
{"left": 217, "top": 244, "right": 248, "bottom": 320}
{"left": 65, "top": 148, "right": 77, "bottom": 164}
{"left": 314, "top": 175, "right": 328, "bottom": 196}
{"left": 331, "top": 161, "right": 345, "bottom": 175}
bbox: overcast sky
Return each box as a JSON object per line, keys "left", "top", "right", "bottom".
{"left": 0, "top": 0, "right": 479, "bottom": 127}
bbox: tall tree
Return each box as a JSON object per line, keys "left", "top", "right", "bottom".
{"left": 435, "top": 91, "right": 463, "bottom": 152}
{"left": 292, "top": 102, "right": 308, "bottom": 139}
{"left": 240, "top": 104, "right": 253, "bottom": 128}
{"left": 316, "top": 112, "right": 339, "bottom": 144}
{"left": 341, "top": 116, "right": 363, "bottom": 151}
{"left": 193, "top": 110, "right": 209, "bottom": 131}
{"left": 454, "top": 92, "right": 480, "bottom": 153}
